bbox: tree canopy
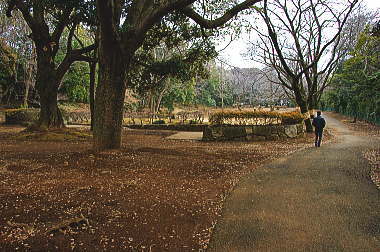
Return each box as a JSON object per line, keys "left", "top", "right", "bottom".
{"left": 322, "top": 24, "right": 380, "bottom": 124}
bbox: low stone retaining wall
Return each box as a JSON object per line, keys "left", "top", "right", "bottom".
{"left": 63, "top": 111, "right": 91, "bottom": 124}
{"left": 126, "top": 124, "right": 206, "bottom": 132}
{"left": 203, "top": 124, "right": 304, "bottom": 141}
{"left": 4, "top": 109, "right": 39, "bottom": 125}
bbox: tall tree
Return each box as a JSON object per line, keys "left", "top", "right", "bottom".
{"left": 322, "top": 24, "right": 380, "bottom": 123}
{"left": 6, "top": 0, "right": 96, "bottom": 128}
{"left": 0, "top": 0, "right": 35, "bottom": 107}
{"left": 337, "top": 4, "right": 379, "bottom": 59}
{"left": 128, "top": 12, "right": 217, "bottom": 116}
{"left": 248, "top": 0, "right": 358, "bottom": 131}
{"left": 94, "top": 0, "right": 262, "bottom": 150}
{"left": 0, "top": 39, "right": 17, "bottom": 103}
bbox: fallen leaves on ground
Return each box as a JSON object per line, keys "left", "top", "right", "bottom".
{"left": 363, "top": 150, "right": 380, "bottom": 190}
{"left": 0, "top": 126, "right": 332, "bottom": 251}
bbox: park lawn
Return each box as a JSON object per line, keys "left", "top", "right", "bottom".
{"left": 0, "top": 125, "right": 330, "bottom": 251}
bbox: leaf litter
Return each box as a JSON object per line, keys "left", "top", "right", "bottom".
{"left": 0, "top": 126, "right": 333, "bottom": 250}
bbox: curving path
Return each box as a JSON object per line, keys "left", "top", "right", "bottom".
{"left": 208, "top": 114, "right": 380, "bottom": 251}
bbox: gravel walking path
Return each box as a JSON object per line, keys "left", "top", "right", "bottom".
{"left": 208, "top": 114, "right": 380, "bottom": 251}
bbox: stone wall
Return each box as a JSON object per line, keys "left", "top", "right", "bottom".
{"left": 4, "top": 109, "right": 39, "bottom": 125}
{"left": 63, "top": 111, "right": 91, "bottom": 124}
{"left": 126, "top": 124, "right": 206, "bottom": 132}
{"left": 203, "top": 124, "right": 304, "bottom": 141}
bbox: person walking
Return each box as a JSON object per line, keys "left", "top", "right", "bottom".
{"left": 312, "top": 111, "right": 326, "bottom": 147}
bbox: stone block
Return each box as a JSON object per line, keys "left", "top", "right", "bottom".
{"left": 277, "top": 126, "right": 285, "bottom": 134}
{"left": 212, "top": 126, "right": 223, "bottom": 138}
{"left": 233, "top": 136, "right": 248, "bottom": 141}
{"left": 279, "top": 135, "right": 287, "bottom": 140}
{"left": 253, "top": 126, "right": 272, "bottom": 136}
{"left": 245, "top": 126, "right": 253, "bottom": 135}
{"left": 202, "top": 127, "right": 214, "bottom": 140}
{"left": 284, "top": 125, "right": 298, "bottom": 138}
{"left": 278, "top": 131, "right": 287, "bottom": 137}
{"left": 270, "top": 126, "right": 279, "bottom": 134}
{"left": 222, "top": 126, "right": 247, "bottom": 139}
{"left": 267, "top": 135, "right": 280, "bottom": 141}
{"left": 254, "top": 136, "right": 266, "bottom": 141}
{"left": 296, "top": 124, "right": 304, "bottom": 134}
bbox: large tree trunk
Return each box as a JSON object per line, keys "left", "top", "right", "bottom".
{"left": 22, "top": 61, "right": 33, "bottom": 108}
{"left": 300, "top": 102, "right": 313, "bottom": 133}
{"left": 89, "top": 61, "right": 96, "bottom": 131}
{"left": 155, "top": 78, "right": 170, "bottom": 114}
{"left": 35, "top": 53, "right": 64, "bottom": 129}
{"left": 23, "top": 81, "right": 29, "bottom": 108}
{"left": 293, "top": 88, "right": 313, "bottom": 133}
{"left": 38, "top": 85, "right": 64, "bottom": 128}
{"left": 307, "top": 92, "right": 319, "bottom": 111}
{"left": 93, "top": 45, "right": 127, "bottom": 150}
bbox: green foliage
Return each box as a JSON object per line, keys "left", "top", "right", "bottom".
{"left": 322, "top": 27, "right": 380, "bottom": 124}
{"left": 210, "top": 110, "right": 305, "bottom": 125}
{"left": 53, "top": 25, "right": 95, "bottom": 103}
{"left": 195, "top": 73, "right": 234, "bottom": 107}
{"left": 127, "top": 10, "right": 220, "bottom": 113}
{"left": 196, "top": 78, "right": 218, "bottom": 107}
{"left": 0, "top": 39, "right": 16, "bottom": 88}
{"left": 161, "top": 78, "right": 196, "bottom": 112}
{"left": 60, "top": 62, "right": 90, "bottom": 103}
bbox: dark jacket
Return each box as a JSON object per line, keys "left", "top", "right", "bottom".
{"left": 312, "top": 116, "right": 326, "bottom": 131}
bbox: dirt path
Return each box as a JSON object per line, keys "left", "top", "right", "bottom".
{"left": 208, "top": 114, "right": 380, "bottom": 251}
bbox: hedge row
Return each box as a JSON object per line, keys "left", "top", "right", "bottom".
{"left": 209, "top": 110, "right": 305, "bottom": 125}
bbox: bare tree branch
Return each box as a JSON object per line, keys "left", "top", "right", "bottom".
{"left": 181, "top": 0, "right": 262, "bottom": 29}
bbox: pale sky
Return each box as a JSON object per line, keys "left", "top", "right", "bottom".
{"left": 218, "top": 0, "right": 380, "bottom": 69}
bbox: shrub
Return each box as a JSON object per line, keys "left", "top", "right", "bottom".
{"left": 209, "top": 110, "right": 304, "bottom": 125}
{"left": 280, "top": 111, "right": 306, "bottom": 125}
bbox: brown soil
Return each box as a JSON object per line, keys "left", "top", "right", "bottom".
{"left": 0, "top": 125, "right": 332, "bottom": 251}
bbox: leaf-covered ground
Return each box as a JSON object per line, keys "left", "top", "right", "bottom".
{"left": 0, "top": 125, "right": 332, "bottom": 251}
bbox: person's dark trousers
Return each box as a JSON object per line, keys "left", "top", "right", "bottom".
{"left": 315, "top": 130, "right": 323, "bottom": 147}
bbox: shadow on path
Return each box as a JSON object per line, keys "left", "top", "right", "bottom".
{"left": 208, "top": 114, "right": 380, "bottom": 251}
